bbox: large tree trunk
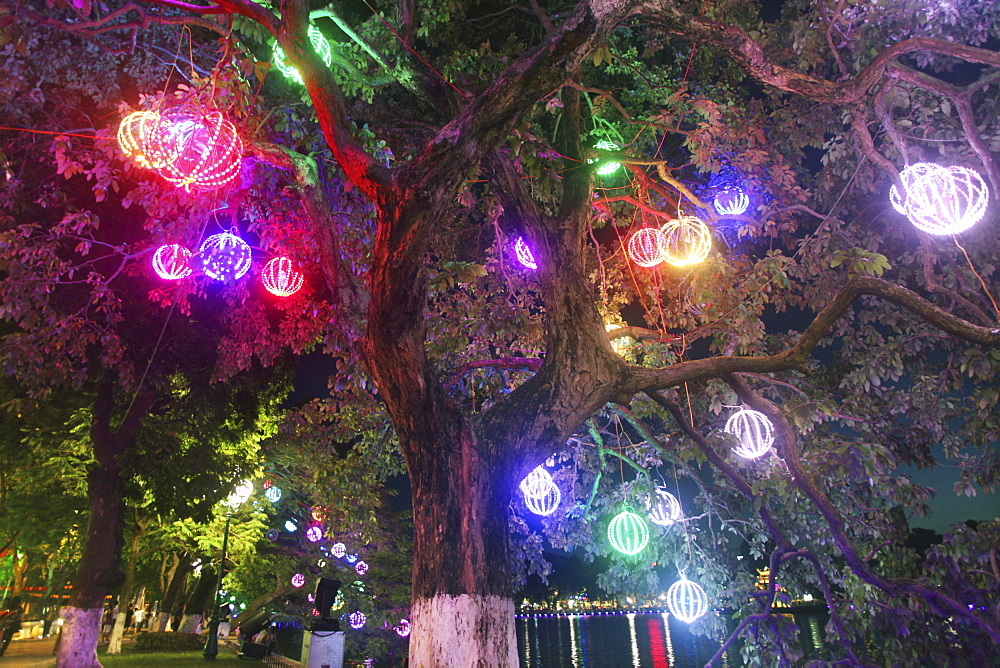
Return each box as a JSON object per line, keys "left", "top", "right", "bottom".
{"left": 178, "top": 565, "right": 215, "bottom": 633}
{"left": 155, "top": 557, "right": 192, "bottom": 632}
{"left": 107, "top": 522, "right": 144, "bottom": 654}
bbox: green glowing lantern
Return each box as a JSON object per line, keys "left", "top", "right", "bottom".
{"left": 273, "top": 25, "right": 333, "bottom": 85}
{"left": 589, "top": 140, "right": 621, "bottom": 176}
{"left": 608, "top": 508, "right": 649, "bottom": 555}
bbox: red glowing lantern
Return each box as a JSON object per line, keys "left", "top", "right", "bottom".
{"left": 152, "top": 244, "right": 193, "bottom": 280}
{"left": 152, "top": 107, "right": 243, "bottom": 192}
{"left": 627, "top": 228, "right": 665, "bottom": 267}
{"left": 261, "top": 256, "right": 304, "bottom": 296}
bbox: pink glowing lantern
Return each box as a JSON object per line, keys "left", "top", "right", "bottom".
{"left": 291, "top": 573, "right": 306, "bottom": 588}
{"left": 514, "top": 237, "right": 537, "bottom": 270}
{"left": 261, "top": 256, "right": 305, "bottom": 297}
{"left": 626, "top": 228, "right": 665, "bottom": 268}
{"left": 152, "top": 244, "right": 193, "bottom": 280}
{"left": 200, "top": 232, "right": 252, "bottom": 282}
{"left": 306, "top": 525, "right": 323, "bottom": 542}
{"left": 394, "top": 618, "right": 411, "bottom": 637}
{"left": 152, "top": 107, "right": 243, "bottom": 192}
{"left": 355, "top": 561, "right": 369, "bottom": 575}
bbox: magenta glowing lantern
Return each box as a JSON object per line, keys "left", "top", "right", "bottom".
{"left": 514, "top": 237, "right": 537, "bottom": 270}
{"left": 291, "top": 573, "right": 306, "bottom": 588}
{"left": 200, "top": 232, "right": 252, "bottom": 282}
{"left": 306, "top": 525, "right": 323, "bottom": 542}
{"left": 349, "top": 611, "right": 367, "bottom": 629}
{"left": 355, "top": 561, "right": 368, "bottom": 575}
{"left": 151, "top": 107, "right": 243, "bottom": 192}
{"left": 261, "top": 256, "right": 305, "bottom": 296}
{"left": 152, "top": 244, "right": 193, "bottom": 280}
{"left": 394, "top": 618, "right": 411, "bottom": 637}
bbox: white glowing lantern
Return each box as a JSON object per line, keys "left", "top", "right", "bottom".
{"left": 714, "top": 187, "right": 749, "bottom": 215}
{"left": 519, "top": 466, "right": 553, "bottom": 499}
{"left": 355, "top": 560, "right": 369, "bottom": 575}
{"left": 349, "top": 611, "right": 367, "bottom": 629}
{"left": 891, "top": 163, "right": 989, "bottom": 235}
{"left": 524, "top": 479, "right": 561, "bottom": 516}
{"left": 724, "top": 408, "right": 774, "bottom": 459}
{"left": 223, "top": 480, "right": 253, "bottom": 510}
{"left": 649, "top": 488, "right": 682, "bottom": 527}
{"left": 332, "top": 542, "right": 346, "bottom": 558}
{"left": 264, "top": 487, "right": 282, "bottom": 503}
{"left": 394, "top": 618, "right": 411, "bottom": 637}
{"left": 291, "top": 573, "right": 306, "bottom": 588}
{"left": 667, "top": 576, "right": 708, "bottom": 622}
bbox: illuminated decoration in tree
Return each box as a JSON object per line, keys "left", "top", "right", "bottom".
{"left": 265, "top": 529, "right": 279, "bottom": 542}
{"left": 200, "top": 232, "right": 252, "bottom": 282}
{"left": 273, "top": 25, "right": 334, "bottom": 85}
{"left": 349, "top": 611, "right": 367, "bottom": 629}
{"left": 605, "top": 322, "right": 633, "bottom": 357}
{"left": 331, "top": 591, "right": 345, "bottom": 611}
{"left": 152, "top": 107, "right": 243, "bottom": 192}
{"left": 307, "top": 594, "right": 315, "bottom": 603}
{"left": 514, "top": 237, "right": 537, "bottom": 270}
{"left": 152, "top": 244, "right": 193, "bottom": 280}
{"left": 311, "top": 507, "right": 326, "bottom": 522}
{"left": 394, "top": 618, "right": 411, "bottom": 638}
{"left": 518, "top": 466, "right": 553, "bottom": 499}
{"left": 262, "top": 479, "right": 273, "bottom": 490}
{"left": 589, "top": 140, "right": 621, "bottom": 176}
{"left": 332, "top": 542, "right": 347, "bottom": 558}
{"left": 660, "top": 216, "right": 712, "bottom": 267}
{"left": 524, "top": 479, "right": 561, "bottom": 516}
{"left": 291, "top": 573, "right": 306, "bottom": 588}
{"left": 264, "top": 486, "right": 282, "bottom": 503}
{"left": 355, "top": 561, "right": 369, "bottom": 575}
{"left": 666, "top": 576, "right": 708, "bottom": 623}
{"left": 354, "top": 580, "right": 365, "bottom": 593}
{"left": 649, "top": 488, "right": 682, "bottom": 527}
{"left": 306, "top": 525, "right": 323, "bottom": 542}
{"left": 890, "top": 163, "right": 989, "bottom": 235}
{"left": 224, "top": 480, "right": 253, "bottom": 510}
{"left": 284, "top": 519, "right": 298, "bottom": 533}
{"left": 346, "top": 553, "right": 358, "bottom": 564}
{"left": 607, "top": 508, "right": 650, "bottom": 555}
{"left": 261, "top": 256, "right": 305, "bottom": 297}
{"left": 118, "top": 110, "right": 180, "bottom": 169}
{"left": 627, "top": 228, "right": 666, "bottom": 268}
{"left": 714, "top": 187, "right": 750, "bottom": 216}
{"left": 724, "top": 408, "right": 774, "bottom": 459}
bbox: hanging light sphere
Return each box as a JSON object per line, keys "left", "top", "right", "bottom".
{"left": 284, "top": 519, "right": 298, "bottom": 533}
{"left": 118, "top": 110, "right": 182, "bottom": 169}
{"left": 152, "top": 107, "right": 243, "bottom": 192}
{"left": 349, "top": 611, "right": 367, "bottom": 630}
{"left": 590, "top": 140, "right": 622, "bottom": 176}
{"left": 311, "top": 508, "right": 327, "bottom": 522}
{"left": 345, "top": 553, "right": 359, "bottom": 564}
{"left": 627, "top": 228, "right": 666, "bottom": 268}
{"left": 725, "top": 408, "right": 774, "bottom": 459}
{"left": 273, "top": 25, "right": 334, "bottom": 85}
{"left": 889, "top": 163, "right": 939, "bottom": 214}
{"left": 355, "top": 561, "right": 369, "bottom": 575}
{"left": 649, "top": 488, "right": 682, "bottom": 527}
{"left": 261, "top": 256, "right": 305, "bottom": 297}
{"left": 519, "top": 466, "right": 553, "bottom": 499}
{"left": 306, "top": 525, "right": 323, "bottom": 542}
{"left": 264, "top": 486, "right": 282, "bottom": 503}
{"left": 524, "top": 479, "right": 561, "bottom": 516}
{"left": 895, "top": 163, "right": 989, "bottom": 235}
{"left": 660, "top": 216, "right": 712, "bottom": 267}
{"left": 152, "top": 244, "right": 193, "bottom": 280}
{"left": 714, "top": 187, "right": 750, "bottom": 216}
{"left": 514, "top": 237, "right": 537, "bottom": 270}
{"left": 262, "top": 479, "right": 273, "bottom": 490}
{"left": 667, "top": 576, "right": 708, "bottom": 623}
{"left": 394, "top": 618, "right": 411, "bottom": 638}
{"left": 200, "top": 232, "right": 252, "bottom": 282}
{"left": 332, "top": 542, "right": 347, "bottom": 559}
{"left": 291, "top": 573, "right": 306, "bottom": 588}
{"left": 608, "top": 509, "right": 650, "bottom": 555}
{"left": 265, "top": 529, "right": 279, "bottom": 542}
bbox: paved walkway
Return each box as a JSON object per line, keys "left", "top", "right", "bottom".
{"left": 0, "top": 636, "right": 57, "bottom": 667}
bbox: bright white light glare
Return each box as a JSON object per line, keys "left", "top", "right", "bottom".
{"left": 714, "top": 187, "right": 749, "bottom": 215}
{"left": 724, "top": 408, "right": 774, "bottom": 459}
{"left": 223, "top": 480, "right": 253, "bottom": 510}
{"left": 666, "top": 577, "right": 708, "bottom": 623}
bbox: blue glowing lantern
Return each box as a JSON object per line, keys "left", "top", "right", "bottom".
{"left": 200, "top": 232, "right": 252, "bottom": 282}
{"left": 714, "top": 187, "right": 750, "bottom": 216}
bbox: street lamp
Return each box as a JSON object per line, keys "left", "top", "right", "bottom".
{"left": 203, "top": 479, "right": 253, "bottom": 661}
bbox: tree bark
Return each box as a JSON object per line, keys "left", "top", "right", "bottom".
{"left": 107, "top": 523, "right": 144, "bottom": 654}
{"left": 155, "top": 557, "right": 192, "bottom": 632}
{"left": 178, "top": 565, "right": 215, "bottom": 633}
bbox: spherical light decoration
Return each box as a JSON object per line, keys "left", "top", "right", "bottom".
{"left": 200, "top": 232, "right": 252, "bottom": 282}
{"left": 264, "top": 486, "right": 282, "bottom": 503}
{"left": 261, "top": 256, "right": 304, "bottom": 297}
{"left": 273, "top": 25, "right": 334, "bottom": 85}
{"left": 332, "top": 542, "right": 347, "bottom": 559}
{"left": 900, "top": 164, "right": 989, "bottom": 235}
{"left": 627, "top": 228, "right": 666, "bottom": 268}
{"left": 667, "top": 576, "right": 708, "bottom": 623}
{"left": 724, "top": 408, "right": 774, "bottom": 459}
{"left": 394, "top": 618, "right": 411, "bottom": 638}
{"left": 607, "top": 509, "right": 650, "bottom": 556}
{"left": 224, "top": 480, "right": 253, "bottom": 510}
{"left": 355, "top": 561, "right": 369, "bottom": 575}
{"left": 649, "top": 488, "right": 682, "bottom": 527}
{"left": 118, "top": 110, "right": 181, "bottom": 169}
{"left": 660, "top": 216, "right": 712, "bottom": 267}
{"left": 524, "top": 479, "right": 561, "bottom": 516}
{"left": 291, "top": 573, "right": 306, "bottom": 588}
{"left": 514, "top": 237, "right": 537, "bottom": 270}
{"left": 311, "top": 507, "right": 326, "bottom": 522}
{"left": 265, "top": 529, "right": 280, "bottom": 542}
{"left": 345, "top": 553, "right": 358, "bottom": 564}
{"left": 152, "top": 244, "right": 193, "bottom": 280}
{"left": 262, "top": 479, "right": 273, "bottom": 490}
{"left": 284, "top": 519, "right": 298, "bottom": 533}
{"left": 589, "top": 140, "right": 621, "bottom": 176}
{"left": 306, "top": 525, "right": 323, "bottom": 542}
{"left": 889, "top": 162, "right": 942, "bottom": 214}
{"left": 519, "top": 466, "right": 553, "bottom": 499}
{"left": 331, "top": 591, "right": 345, "bottom": 611}
{"left": 714, "top": 187, "right": 750, "bottom": 216}
{"left": 349, "top": 611, "right": 367, "bottom": 629}
{"left": 153, "top": 107, "right": 243, "bottom": 192}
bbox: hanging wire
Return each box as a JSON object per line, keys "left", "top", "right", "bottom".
{"left": 952, "top": 236, "right": 1000, "bottom": 322}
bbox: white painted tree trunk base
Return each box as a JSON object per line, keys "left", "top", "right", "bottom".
{"left": 106, "top": 611, "right": 126, "bottom": 655}
{"left": 179, "top": 613, "right": 203, "bottom": 634}
{"left": 56, "top": 606, "right": 102, "bottom": 668}
{"left": 155, "top": 611, "right": 170, "bottom": 632}
{"left": 410, "top": 595, "right": 516, "bottom": 668}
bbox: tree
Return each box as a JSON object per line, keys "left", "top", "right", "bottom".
{"left": 2, "top": 0, "right": 999, "bottom": 665}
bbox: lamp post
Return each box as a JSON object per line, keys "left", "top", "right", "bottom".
{"left": 203, "top": 479, "right": 253, "bottom": 661}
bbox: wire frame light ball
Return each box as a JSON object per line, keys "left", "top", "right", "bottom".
{"left": 152, "top": 244, "right": 193, "bottom": 280}
{"left": 627, "top": 228, "right": 666, "bottom": 268}
{"left": 514, "top": 237, "right": 537, "bottom": 270}
{"left": 349, "top": 611, "right": 367, "bottom": 629}
{"left": 394, "top": 618, "right": 411, "bottom": 638}
{"left": 153, "top": 107, "right": 243, "bottom": 192}
{"left": 608, "top": 509, "right": 650, "bottom": 556}
{"left": 291, "top": 573, "right": 306, "bottom": 588}
{"left": 524, "top": 479, "right": 561, "bottom": 516}
{"left": 519, "top": 466, "right": 553, "bottom": 499}
{"left": 896, "top": 163, "right": 989, "bottom": 235}
{"left": 649, "top": 488, "right": 682, "bottom": 527}
{"left": 200, "top": 232, "right": 252, "bottom": 282}
{"left": 118, "top": 110, "right": 181, "bottom": 169}
{"left": 264, "top": 486, "right": 282, "bottom": 503}
{"left": 660, "top": 216, "right": 712, "bottom": 267}
{"left": 332, "top": 542, "right": 347, "bottom": 559}
{"left": 714, "top": 187, "right": 750, "bottom": 216}
{"left": 725, "top": 408, "right": 774, "bottom": 459}
{"left": 306, "top": 525, "right": 323, "bottom": 543}
{"left": 590, "top": 140, "right": 622, "bottom": 176}
{"left": 265, "top": 529, "right": 280, "bottom": 542}
{"left": 889, "top": 163, "right": 939, "bottom": 214}
{"left": 261, "top": 256, "right": 305, "bottom": 297}
{"left": 667, "top": 576, "right": 708, "bottom": 623}
{"left": 273, "top": 25, "right": 334, "bottom": 85}
{"left": 355, "top": 560, "right": 369, "bottom": 575}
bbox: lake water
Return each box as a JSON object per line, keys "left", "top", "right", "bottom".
{"left": 516, "top": 610, "right": 829, "bottom": 667}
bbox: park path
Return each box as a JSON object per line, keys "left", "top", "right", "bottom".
{"left": 0, "top": 636, "right": 56, "bottom": 667}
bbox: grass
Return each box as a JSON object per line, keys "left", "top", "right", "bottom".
{"left": 97, "top": 646, "right": 249, "bottom": 666}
